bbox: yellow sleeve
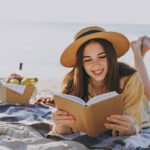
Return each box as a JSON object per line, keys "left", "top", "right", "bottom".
{"left": 121, "top": 72, "right": 143, "bottom": 134}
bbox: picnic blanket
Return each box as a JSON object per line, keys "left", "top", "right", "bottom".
{"left": 0, "top": 103, "right": 150, "bottom": 150}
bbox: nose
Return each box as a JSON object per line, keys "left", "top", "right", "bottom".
{"left": 91, "top": 59, "right": 101, "bottom": 66}
{"left": 90, "top": 59, "right": 101, "bottom": 70}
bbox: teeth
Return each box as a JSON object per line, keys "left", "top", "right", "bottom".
{"left": 94, "top": 70, "right": 103, "bottom": 74}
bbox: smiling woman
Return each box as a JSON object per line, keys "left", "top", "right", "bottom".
{"left": 51, "top": 26, "right": 150, "bottom": 137}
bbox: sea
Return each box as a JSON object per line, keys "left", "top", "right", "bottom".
{"left": 0, "top": 21, "right": 150, "bottom": 82}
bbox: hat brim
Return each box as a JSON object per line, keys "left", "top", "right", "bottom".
{"left": 60, "top": 32, "right": 130, "bottom": 67}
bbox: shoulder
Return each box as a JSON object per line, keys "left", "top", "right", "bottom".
{"left": 120, "top": 72, "right": 143, "bottom": 89}
{"left": 121, "top": 72, "right": 144, "bottom": 104}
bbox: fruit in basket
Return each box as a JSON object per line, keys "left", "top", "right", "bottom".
{"left": 9, "top": 79, "right": 20, "bottom": 84}
{"left": 5, "top": 79, "right": 10, "bottom": 83}
{"left": 4, "top": 73, "right": 38, "bottom": 85}
{"left": 8, "top": 73, "right": 23, "bottom": 82}
{"left": 21, "top": 78, "right": 38, "bottom": 86}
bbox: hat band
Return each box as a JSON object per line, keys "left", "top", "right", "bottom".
{"left": 76, "top": 30, "right": 102, "bottom": 40}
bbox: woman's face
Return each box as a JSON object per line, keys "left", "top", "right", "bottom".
{"left": 83, "top": 41, "right": 108, "bottom": 83}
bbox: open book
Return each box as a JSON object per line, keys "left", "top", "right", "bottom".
{"left": 54, "top": 91, "right": 123, "bottom": 136}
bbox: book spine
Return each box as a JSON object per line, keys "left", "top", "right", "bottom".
{"left": 82, "top": 106, "right": 96, "bottom": 136}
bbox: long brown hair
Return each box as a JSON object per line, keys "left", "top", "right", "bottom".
{"left": 61, "top": 38, "right": 136, "bottom": 101}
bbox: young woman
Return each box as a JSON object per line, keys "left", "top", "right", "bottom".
{"left": 52, "top": 26, "right": 150, "bottom": 136}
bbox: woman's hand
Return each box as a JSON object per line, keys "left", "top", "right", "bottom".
{"left": 104, "top": 115, "right": 136, "bottom": 136}
{"left": 51, "top": 110, "right": 75, "bottom": 134}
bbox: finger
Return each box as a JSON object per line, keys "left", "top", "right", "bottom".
{"left": 55, "top": 110, "right": 68, "bottom": 115}
{"left": 54, "top": 115, "right": 75, "bottom": 120}
{"left": 55, "top": 119, "right": 75, "bottom": 126}
{"left": 109, "top": 115, "right": 130, "bottom": 122}
{"left": 52, "top": 111, "right": 67, "bottom": 120}
{"left": 106, "top": 117, "right": 129, "bottom": 127}
{"left": 104, "top": 123, "right": 128, "bottom": 132}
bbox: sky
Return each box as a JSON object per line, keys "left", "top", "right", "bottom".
{"left": 0, "top": 0, "right": 150, "bottom": 24}
{"left": 0, "top": 0, "right": 150, "bottom": 78}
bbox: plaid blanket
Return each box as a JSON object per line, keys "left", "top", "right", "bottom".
{"left": 0, "top": 103, "right": 150, "bottom": 150}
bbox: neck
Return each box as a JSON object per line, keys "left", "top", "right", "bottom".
{"left": 91, "top": 79, "right": 105, "bottom": 95}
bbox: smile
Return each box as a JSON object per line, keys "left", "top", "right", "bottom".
{"left": 92, "top": 69, "right": 104, "bottom": 76}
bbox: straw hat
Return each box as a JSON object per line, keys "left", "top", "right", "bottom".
{"left": 60, "top": 26, "right": 130, "bottom": 67}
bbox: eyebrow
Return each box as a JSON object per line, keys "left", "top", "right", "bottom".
{"left": 82, "top": 52, "right": 106, "bottom": 58}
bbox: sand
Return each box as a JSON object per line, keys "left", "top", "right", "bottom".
{"left": 36, "top": 79, "right": 61, "bottom": 96}
{"left": 29, "top": 79, "right": 61, "bottom": 104}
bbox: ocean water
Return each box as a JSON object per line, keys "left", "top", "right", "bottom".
{"left": 0, "top": 21, "right": 150, "bottom": 81}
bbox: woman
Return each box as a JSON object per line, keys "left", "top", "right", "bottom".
{"left": 52, "top": 26, "right": 149, "bottom": 136}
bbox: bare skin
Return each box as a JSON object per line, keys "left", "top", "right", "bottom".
{"left": 142, "top": 36, "right": 150, "bottom": 57}
{"left": 51, "top": 110, "right": 75, "bottom": 134}
{"left": 104, "top": 115, "right": 136, "bottom": 136}
{"left": 131, "top": 36, "right": 150, "bottom": 100}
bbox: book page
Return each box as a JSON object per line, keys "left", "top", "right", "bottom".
{"left": 55, "top": 94, "right": 86, "bottom": 106}
{"left": 87, "top": 91, "right": 119, "bottom": 106}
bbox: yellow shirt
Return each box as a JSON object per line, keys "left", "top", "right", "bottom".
{"left": 51, "top": 72, "right": 150, "bottom": 136}
{"left": 88, "top": 72, "right": 150, "bottom": 135}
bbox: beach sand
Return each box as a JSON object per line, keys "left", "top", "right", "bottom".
{"left": 36, "top": 79, "right": 61, "bottom": 96}
{"left": 30, "top": 78, "right": 62, "bottom": 104}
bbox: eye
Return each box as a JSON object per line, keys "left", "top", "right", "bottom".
{"left": 84, "top": 59, "right": 91, "bottom": 62}
{"left": 99, "top": 55, "right": 106, "bottom": 59}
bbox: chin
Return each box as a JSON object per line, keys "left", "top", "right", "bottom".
{"left": 93, "top": 76, "right": 105, "bottom": 82}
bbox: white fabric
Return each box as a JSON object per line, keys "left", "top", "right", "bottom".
{"left": 0, "top": 81, "right": 26, "bottom": 94}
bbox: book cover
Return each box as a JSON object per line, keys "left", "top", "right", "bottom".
{"left": 54, "top": 91, "right": 123, "bottom": 136}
